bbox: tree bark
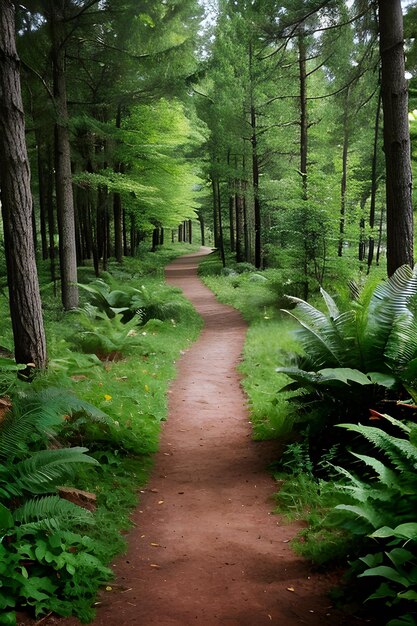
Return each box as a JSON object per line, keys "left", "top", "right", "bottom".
{"left": 199, "top": 215, "right": 205, "bottom": 246}
{"left": 0, "top": 0, "right": 47, "bottom": 369}
{"left": 299, "top": 30, "right": 308, "bottom": 201}
{"left": 212, "top": 176, "right": 221, "bottom": 248}
{"left": 338, "top": 92, "right": 350, "bottom": 257}
{"left": 378, "top": 0, "right": 413, "bottom": 275}
{"left": 113, "top": 103, "right": 123, "bottom": 263}
{"left": 50, "top": 2, "right": 79, "bottom": 308}
{"left": 367, "top": 89, "right": 382, "bottom": 272}
{"left": 249, "top": 42, "right": 261, "bottom": 269}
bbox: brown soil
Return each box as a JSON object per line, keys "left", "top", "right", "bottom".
{"left": 33, "top": 249, "right": 371, "bottom": 626}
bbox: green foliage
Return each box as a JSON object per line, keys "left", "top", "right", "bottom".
{"left": 70, "top": 306, "right": 145, "bottom": 359}
{"left": 276, "top": 266, "right": 417, "bottom": 455}
{"left": 0, "top": 389, "right": 109, "bottom": 622}
{"left": 79, "top": 274, "right": 197, "bottom": 326}
{"left": 325, "top": 417, "right": 417, "bottom": 625}
{"left": 0, "top": 247, "right": 203, "bottom": 621}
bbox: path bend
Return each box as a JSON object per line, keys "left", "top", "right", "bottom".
{"left": 56, "top": 248, "right": 366, "bottom": 626}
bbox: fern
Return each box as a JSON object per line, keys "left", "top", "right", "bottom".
{"left": 14, "top": 447, "right": 98, "bottom": 494}
{"left": 14, "top": 495, "right": 94, "bottom": 532}
{"left": 0, "top": 388, "right": 111, "bottom": 461}
{"left": 336, "top": 423, "right": 417, "bottom": 474}
{"left": 278, "top": 266, "right": 417, "bottom": 450}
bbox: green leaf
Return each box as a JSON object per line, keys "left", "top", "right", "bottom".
{"left": 387, "top": 615, "right": 417, "bottom": 626}
{"left": 386, "top": 548, "right": 415, "bottom": 567}
{"left": 318, "top": 367, "right": 372, "bottom": 386}
{"left": 371, "top": 524, "right": 417, "bottom": 541}
{"left": 0, "top": 612, "right": 16, "bottom": 626}
{"left": 397, "top": 590, "right": 417, "bottom": 602}
{"left": 359, "top": 565, "right": 410, "bottom": 587}
{"left": 367, "top": 372, "right": 398, "bottom": 388}
{"left": 0, "top": 503, "right": 13, "bottom": 531}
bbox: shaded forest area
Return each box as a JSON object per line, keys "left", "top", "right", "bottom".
{"left": 1, "top": 0, "right": 417, "bottom": 624}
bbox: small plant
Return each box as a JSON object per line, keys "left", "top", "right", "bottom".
{"left": 0, "top": 388, "right": 113, "bottom": 622}
{"left": 275, "top": 265, "right": 417, "bottom": 457}
{"left": 70, "top": 305, "right": 144, "bottom": 359}
{"left": 322, "top": 416, "right": 417, "bottom": 625}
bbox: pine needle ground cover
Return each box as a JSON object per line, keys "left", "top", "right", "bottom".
{"left": 0, "top": 244, "right": 202, "bottom": 624}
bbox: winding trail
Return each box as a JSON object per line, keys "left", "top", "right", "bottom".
{"left": 57, "top": 249, "right": 368, "bottom": 626}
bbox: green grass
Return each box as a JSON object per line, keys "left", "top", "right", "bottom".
{"left": 239, "top": 320, "right": 301, "bottom": 439}
{"left": 199, "top": 254, "right": 301, "bottom": 439}
{"left": 0, "top": 242, "right": 203, "bottom": 621}
{"left": 199, "top": 252, "right": 360, "bottom": 571}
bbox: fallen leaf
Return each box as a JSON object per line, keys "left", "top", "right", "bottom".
{"left": 151, "top": 543, "right": 160, "bottom": 547}
{"left": 105, "top": 586, "right": 113, "bottom": 592}
{"left": 158, "top": 500, "right": 164, "bottom": 505}
{"left": 150, "top": 564, "right": 160, "bottom": 569}
{"left": 286, "top": 587, "right": 295, "bottom": 592}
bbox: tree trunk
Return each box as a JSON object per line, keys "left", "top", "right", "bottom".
{"left": 378, "top": 0, "right": 413, "bottom": 275}
{"left": 0, "top": 0, "right": 47, "bottom": 369}
{"left": 367, "top": 89, "right": 382, "bottom": 272}
{"left": 188, "top": 220, "right": 192, "bottom": 244}
{"left": 122, "top": 208, "right": 128, "bottom": 256}
{"left": 113, "top": 103, "right": 123, "bottom": 263}
{"left": 227, "top": 149, "right": 235, "bottom": 252}
{"left": 338, "top": 93, "right": 350, "bottom": 257}
{"left": 212, "top": 176, "right": 221, "bottom": 248}
{"left": 36, "top": 135, "right": 49, "bottom": 261}
{"left": 249, "top": 42, "right": 261, "bottom": 269}
{"left": 152, "top": 227, "right": 159, "bottom": 251}
{"left": 51, "top": 2, "right": 78, "bottom": 309}
{"left": 235, "top": 179, "right": 245, "bottom": 263}
{"left": 299, "top": 30, "right": 308, "bottom": 201}
{"left": 199, "top": 215, "right": 205, "bottom": 246}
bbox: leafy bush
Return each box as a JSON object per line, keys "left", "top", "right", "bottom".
{"left": 276, "top": 265, "right": 417, "bottom": 458}
{"left": 79, "top": 276, "right": 194, "bottom": 326}
{"left": 327, "top": 416, "right": 417, "bottom": 626}
{"left": 70, "top": 306, "right": 145, "bottom": 360}
{"left": 0, "top": 388, "right": 112, "bottom": 622}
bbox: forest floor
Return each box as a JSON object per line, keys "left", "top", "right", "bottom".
{"left": 36, "top": 248, "right": 372, "bottom": 626}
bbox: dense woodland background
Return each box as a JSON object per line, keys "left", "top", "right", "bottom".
{"left": 2, "top": 1, "right": 417, "bottom": 624}
{"left": 1, "top": 0, "right": 417, "bottom": 365}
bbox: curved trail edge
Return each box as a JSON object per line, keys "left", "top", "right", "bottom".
{"left": 49, "top": 248, "right": 366, "bottom": 626}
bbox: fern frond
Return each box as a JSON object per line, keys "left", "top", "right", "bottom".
{"left": 14, "top": 495, "right": 94, "bottom": 533}
{"left": 0, "top": 389, "right": 111, "bottom": 461}
{"left": 359, "top": 265, "right": 417, "bottom": 370}
{"left": 349, "top": 452, "right": 399, "bottom": 488}
{"left": 385, "top": 312, "right": 417, "bottom": 366}
{"left": 337, "top": 423, "right": 417, "bottom": 473}
{"left": 335, "top": 503, "right": 384, "bottom": 529}
{"left": 320, "top": 287, "right": 340, "bottom": 319}
{"left": 283, "top": 309, "right": 343, "bottom": 368}
{"left": 14, "top": 447, "right": 98, "bottom": 494}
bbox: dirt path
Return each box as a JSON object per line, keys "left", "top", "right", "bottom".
{"left": 53, "top": 249, "right": 368, "bottom": 626}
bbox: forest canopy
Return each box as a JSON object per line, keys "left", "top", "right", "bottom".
{"left": 0, "top": 0, "right": 416, "bottom": 362}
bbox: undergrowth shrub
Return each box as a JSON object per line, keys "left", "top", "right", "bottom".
{"left": 0, "top": 387, "right": 112, "bottom": 623}
{"left": 276, "top": 265, "right": 417, "bottom": 463}
{"left": 0, "top": 244, "right": 202, "bottom": 623}
{"left": 325, "top": 417, "right": 417, "bottom": 626}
